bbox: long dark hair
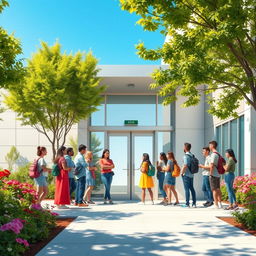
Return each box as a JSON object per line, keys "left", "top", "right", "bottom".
{"left": 167, "top": 152, "right": 177, "bottom": 165}
{"left": 160, "top": 152, "right": 168, "bottom": 165}
{"left": 54, "top": 146, "right": 66, "bottom": 163}
{"left": 101, "top": 149, "right": 110, "bottom": 159}
{"left": 141, "top": 153, "right": 152, "bottom": 166}
{"left": 226, "top": 149, "right": 237, "bottom": 163}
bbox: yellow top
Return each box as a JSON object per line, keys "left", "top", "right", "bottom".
{"left": 139, "top": 162, "right": 154, "bottom": 188}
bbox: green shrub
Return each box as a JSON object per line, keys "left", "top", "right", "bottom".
{"left": 47, "top": 183, "right": 55, "bottom": 199}
{"left": 220, "top": 183, "right": 228, "bottom": 201}
{"left": 8, "top": 164, "right": 33, "bottom": 185}
{"left": 232, "top": 209, "right": 256, "bottom": 230}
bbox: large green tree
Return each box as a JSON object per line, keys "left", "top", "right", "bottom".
{"left": 5, "top": 42, "right": 106, "bottom": 158}
{"left": 0, "top": 0, "right": 23, "bottom": 91}
{"left": 120, "top": 0, "right": 256, "bottom": 119}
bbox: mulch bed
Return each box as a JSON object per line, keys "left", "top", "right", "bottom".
{"left": 218, "top": 217, "right": 256, "bottom": 237}
{"left": 23, "top": 218, "right": 75, "bottom": 256}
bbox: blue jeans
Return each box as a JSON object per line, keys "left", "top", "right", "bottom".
{"left": 69, "top": 178, "right": 76, "bottom": 197}
{"left": 225, "top": 172, "right": 236, "bottom": 204}
{"left": 75, "top": 176, "right": 86, "bottom": 204}
{"left": 202, "top": 175, "right": 213, "bottom": 203}
{"left": 101, "top": 173, "right": 113, "bottom": 200}
{"left": 182, "top": 175, "right": 196, "bottom": 206}
{"left": 158, "top": 172, "right": 167, "bottom": 198}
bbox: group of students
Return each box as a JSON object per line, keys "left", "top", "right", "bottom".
{"left": 139, "top": 140, "right": 238, "bottom": 210}
{"left": 34, "top": 145, "right": 115, "bottom": 209}
{"left": 33, "top": 140, "right": 238, "bottom": 210}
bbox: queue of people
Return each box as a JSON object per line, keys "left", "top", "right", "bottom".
{"left": 32, "top": 140, "right": 238, "bottom": 210}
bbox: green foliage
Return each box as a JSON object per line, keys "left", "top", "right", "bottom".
{"left": 120, "top": 0, "right": 256, "bottom": 119}
{"left": 9, "top": 164, "right": 33, "bottom": 185}
{"left": 0, "top": 0, "right": 24, "bottom": 90}
{"left": 5, "top": 146, "right": 20, "bottom": 170}
{"left": 5, "top": 41, "right": 106, "bottom": 158}
{"left": 68, "top": 136, "right": 78, "bottom": 156}
{"left": 47, "top": 183, "right": 55, "bottom": 199}
{"left": 220, "top": 184, "right": 228, "bottom": 202}
{"left": 232, "top": 209, "right": 256, "bottom": 230}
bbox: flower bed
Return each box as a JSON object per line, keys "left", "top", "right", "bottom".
{"left": 0, "top": 170, "right": 58, "bottom": 256}
{"left": 221, "top": 173, "right": 256, "bottom": 230}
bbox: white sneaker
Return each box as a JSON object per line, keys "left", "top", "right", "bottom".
{"left": 151, "top": 201, "right": 154, "bottom": 205}
{"left": 218, "top": 202, "right": 223, "bottom": 209}
{"left": 209, "top": 204, "right": 219, "bottom": 209}
{"left": 138, "top": 201, "right": 145, "bottom": 205}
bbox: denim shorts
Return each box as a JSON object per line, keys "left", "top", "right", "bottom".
{"left": 164, "top": 172, "right": 176, "bottom": 186}
{"left": 34, "top": 175, "right": 47, "bottom": 187}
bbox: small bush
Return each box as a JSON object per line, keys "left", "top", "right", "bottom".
{"left": 233, "top": 209, "right": 256, "bottom": 230}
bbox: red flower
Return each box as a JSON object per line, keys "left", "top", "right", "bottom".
{"left": 0, "top": 169, "right": 11, "bottom": 179}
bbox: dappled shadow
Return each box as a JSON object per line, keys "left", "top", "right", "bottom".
{"left": 37, "top": 228, "right": 256, "bottom": 256}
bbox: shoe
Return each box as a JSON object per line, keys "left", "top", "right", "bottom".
{"left": 151, "top": 201, "right": 154, "bottom": 205}
{"left": 56, "top": 205, "right": 69, "bottom": 209}
{"left": 104, "top": 200, "right": 107, "bottom": 204}
{"left": 181, "top": 204, "right": 190, "bottom": 208}
{"left": 138, "top": 201, "right": 145, "bottom": 205}
{"left": 205, "top": 202, "right": 214, "bottom": 207}
{"left": 218, "top": 202, "right": 223, "bottom": 209}
{"left": 209, "top": 204, "right": 219, "bottom": 209}
{"left": 174, "top": 202, "right": 179, "bottom": 206}
{"left": 224, "top": 206, "right": 234, "bottom": 210}
{"left": 164, "top": 202, "right": 172, "bottom": 206}
{"left": 192, "top": 204, "right": 197, "bottom": 208}
{"left": 87, "top": 200, "right": 95, "bottom": 204}
{"left": 78, "top": 203, "right": 89, "bottom": 207}
{"left": 203, "top": 201, "right": 210, "bottom": 207}
{"left": 159, "top": 199, "right": 167, "bottom": 205}
{"left": 109, "top": 200, "right": 114, "bottom": 204}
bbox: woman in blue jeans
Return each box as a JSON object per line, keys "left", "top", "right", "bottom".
{"left": 224, "top": 149, "right": 238, "bottom": 210}
{"left": 156, "top": 152, "right": 167, "bottom": 204}
{"left": 99, "top": 149, "right": 115, "bottom": 204}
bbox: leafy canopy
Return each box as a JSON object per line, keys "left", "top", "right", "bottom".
{"left": 5, "top": 41, "right": 106, "bottom": 157}
{"left": 120, "top": 0, "right": 256, "bottom": 119}
{"left": 0, "top": 0, "right": 24, "bottom": 89}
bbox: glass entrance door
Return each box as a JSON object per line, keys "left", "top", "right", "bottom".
{"left": 108, "top": 132, "right": 154, "bottom": 200}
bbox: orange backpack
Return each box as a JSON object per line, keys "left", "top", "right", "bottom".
{"left": 172, "top": 163, "right": 181, "bottom": 177}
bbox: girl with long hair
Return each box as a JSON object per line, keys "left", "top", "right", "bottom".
{"left": 99, "top": 149, "right": 115, "bottom": 204}
{"left": 34, "top": 146, "right": 51, "bottom": 205}
{"left": 156, "top": 152, "right": 168, "bottom": 204}
{"left": 54, "top": 146, "right": 71, "bottom": 209}
{"left": 83, "top": 151, "right": 96, "bottom": 204}
{"left": 224, "top": 149, "right": 238, "bottom": 210}
{"left": 163, "top": 152, "right": 179, "bottom": 206}
{"left": 138, "top": 153, "right": 154, "bottom": 204}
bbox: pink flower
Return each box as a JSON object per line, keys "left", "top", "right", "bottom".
{"left": 50, "top": 212, "right": 59, "bottom": 216}
{"left": 0, "top": 218, "right": 24, "bottom": 234}
{"left": 16, "top": 238, "right": 29, "bottom": 247}
{"left": 31, "top": 203, "right": 42, "bottom": 210}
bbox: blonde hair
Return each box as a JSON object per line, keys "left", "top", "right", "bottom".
{"left": 85, "top": 151, "right": 93, "bottom": 160}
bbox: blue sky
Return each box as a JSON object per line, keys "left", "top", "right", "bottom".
{"left": 0, "top": 0, "right": 164, "bottom": 64}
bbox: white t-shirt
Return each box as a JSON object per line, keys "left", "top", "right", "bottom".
{"left": 37, "top": 158, "right": 47, "bottom": 177}
{"left": 202, "top": 155, "right": 211, "bottom": 176}
{"left": 210, "top": 152, "right": 220, "bottom": 177}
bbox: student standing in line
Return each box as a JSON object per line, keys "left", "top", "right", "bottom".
{"left": 64, "top": 148, "right": 76, "bottom": 204}
{"left": 156, "top": 152, "right": 167, "bottom": 204}
{"left": 209, "top": 141, "right": 223, "bottom": 209}
{"left": 99, "top": 149, "right": 115, "bottom": 204}
{"left": 83, "top": 151, "right": 96, "bottom": 204}
{"left": 199, "top": 147, "right": 214, "bottom": 207}
{"left": 54, "top": 146, "right": 71, "bottom": 209}
{"left": 74, "top": 144, "right": 88, "bottom": 207}
{"left": 224, "top": 149, "right": 238, "bottom": 210}
{"left": 181, "top": 143, "right": 197, "bottom": 208}
{"left": 164, "top": 152, "right": 179, "bottom": 206}
{"left": 138, "top": 153, "right": 154, "bottom": 205}
{"left": 35, "top": 146, "right": 51, "bottom": 205}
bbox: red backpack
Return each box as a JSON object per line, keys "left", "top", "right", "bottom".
{"left": 214, "top": 152, "right": 226, "bottom": 175}
{"left": 29, "top": 159, "right": 40, "bottom": 178}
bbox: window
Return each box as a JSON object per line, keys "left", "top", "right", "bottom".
{"left": 91, "top": 98, "right": 105, "bottom": 126}
{"left": 230, "top": 119, "right": 238, "bottom": 175}
{"left": 239, "top": 116, "right": 245, "bottom": 175}
{"left": 222, "top": 123, "right": 229, "bottom": 156}
{"left": 157, "top": 97, "right": 171, "bottom": 126}
{"left": 157, "top": 132, "right": 172, "bottom": 156}
{"left": 106, "top": 95, "right": 156, "bottom": 126}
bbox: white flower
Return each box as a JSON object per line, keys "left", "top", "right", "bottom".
{"left": 7, "top": 248, "right": 12, "bottom": 252}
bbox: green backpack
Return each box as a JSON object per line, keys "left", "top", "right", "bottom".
{"left": 147, "top": 164, "right": 156, "bottom": 176}
{"left": 52, "top": 163, "right": 60, "bottom": 176}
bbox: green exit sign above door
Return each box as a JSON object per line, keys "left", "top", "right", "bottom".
{"left": 124, "top": 120, "right": 138, "bottom": 125}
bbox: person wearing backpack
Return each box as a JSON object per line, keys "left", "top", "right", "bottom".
{"left": 209, "top": 141, "right": 224, "bottom": 209}
{"left": 138, "top": 153, "right": 154, "bottom": 205}
{"left": 163, "top": 152, "right": 179, "bottom": 206}
{"left": 34, "top": 146, "right": 51, "bottom": 205}
{"left": 54, "top": 146, "right": 71, "bottom": 209}
{"left": 181, "top": 143, "right": 197, "bottom": 208}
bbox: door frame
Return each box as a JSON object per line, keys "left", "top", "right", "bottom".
{"left": 107, "top": 131, "right": 155, "bottom": 200}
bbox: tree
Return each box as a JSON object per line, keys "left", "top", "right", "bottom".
{"left": 120, "top": 0, "right": 256, "bottom": 119}
{"left": 0, "top": 0, "right": 24, "bottom": 90}
{"left": 5, "top": 42, "right": 106, "bottom": 158}
{"left": 5, "top": 146, "right": 20, "bottom": 170}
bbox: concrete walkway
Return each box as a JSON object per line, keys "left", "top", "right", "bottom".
{"left": 37, "top": 201, "right": 256, "bottom": 256}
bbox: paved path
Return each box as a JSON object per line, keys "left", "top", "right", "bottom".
{"left": 37, "top": 201, "right": 256, "bottom": 256}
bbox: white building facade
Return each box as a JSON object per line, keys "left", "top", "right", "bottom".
{"left": 0, "top": 65, "right": 255, "bottom": 200}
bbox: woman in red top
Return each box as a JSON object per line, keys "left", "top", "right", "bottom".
{"left": 54, "top": 146, "right": 71, "bottom": 209}
{"left": 99, "top": 149, "right": 115, "bottom": 204}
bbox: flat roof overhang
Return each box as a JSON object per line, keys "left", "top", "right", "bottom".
{"left": 98, "top": 65, "right": 168, "bottom": 94}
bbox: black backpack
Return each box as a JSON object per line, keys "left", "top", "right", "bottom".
{"left": 187, "top": 154, "right": 199, "bottom": 174}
